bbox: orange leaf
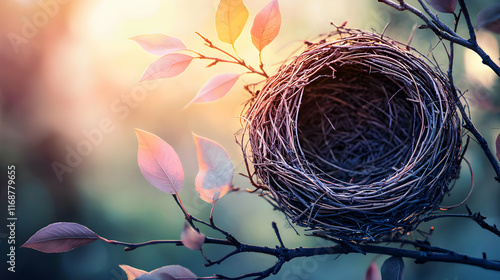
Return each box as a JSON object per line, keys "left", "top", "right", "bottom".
{"left": 139, "top": 53, "right": 192, "bottom": 82}
{"left": 216, "top": 0, "right": 249, "bottom": 45}
{"left": 181, "top": 223, "right": 205, "bottom": 251}
{"left": 365, "top": 262, "right": 382, "bottom": 280}
{"left": 130, "top": 34, "right": 186, "bottom": 55}
{"left": 496, "top": 133, "right": 500, "bottom": 162}
{"left": 119, "top": 265, "right": 147, "bottom": 280}
{"left": 185, "top": 73, "right": 239, "bottom": 107}
{"left": 135, "top": 129, "right": 184, "bottom": 194}
{"left": 193, "top": 134, "right": 234, "bottom": 204}
{"left": 250, "top": 0, "right": 281, "bottom": 51}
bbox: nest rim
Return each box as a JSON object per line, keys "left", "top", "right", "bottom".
{"left": 241, "top": 28, "right": 463, "bottom": 242}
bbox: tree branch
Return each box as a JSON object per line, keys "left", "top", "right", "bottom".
{"left": 377, "top": 0, "right": 500, "bottom": 76}
{"left": 377, "top": 0, "right": 500, "bottom": 182}
{"left": 103, "top": 231, "right": 500, "bottom": 279}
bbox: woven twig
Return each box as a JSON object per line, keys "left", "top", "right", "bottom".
{"left": 241, "top": 28, "right": 462, "bottom": 242}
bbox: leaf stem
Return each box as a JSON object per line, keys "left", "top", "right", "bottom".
{"left": 172, "top": 194, "right": 197, "bottom": 230}
{"left": 210, "top": 203, "right": 215, "bottom": 221}
{"left": 258, "top": 51, "right": 269, "bottom": 78}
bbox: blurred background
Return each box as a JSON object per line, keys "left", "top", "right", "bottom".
{"left": 0, "top": 0, "right": 499, "bottom": 279}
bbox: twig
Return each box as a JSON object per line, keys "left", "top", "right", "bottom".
{"left": 377, "top": 0, "right": 500, "bottom": 76}
{"left": 192, "top": 216, "right": 240, "bottom": 246}
{"left": 194, "top": 32, "right": 269, "bottom": 78}
{"left": 272, "top": 222, "right": 285, "bottom": 248}
{"left": 470, "top": 213, "right": 500, "bottom": 238}
{"left": 465, "top": 205, "right": 500, "bottom": 238}
{"left": 423, "top": 208, "right": 500, "bottom": 238}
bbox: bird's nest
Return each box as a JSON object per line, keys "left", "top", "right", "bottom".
{"left": 241, "top": 28, "right": 463, "bottom": 242}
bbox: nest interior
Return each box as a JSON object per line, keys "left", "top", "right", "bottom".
{"left": 243, "top": 30, "right": 462, "bottom": 242}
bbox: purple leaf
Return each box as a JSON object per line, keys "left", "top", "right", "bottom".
{"left": 425, "top": 0, "right": 457, "bottom": 13}
{"left": 135, "top": 265, "right": 197, "bottom": 280}
{"left": 496, "top": 133, "right": 500, "bottom": 162}
{"left": 477, "top": 3, "right": 500, "bottom": 34}
{"left": 381, "top": 256, "right": 405, "bottom": 280}
{"left": 21, "top": 222, "right": 100, "bottom": 253}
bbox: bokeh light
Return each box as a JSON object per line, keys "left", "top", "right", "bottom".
{"left": 1, "top": 0, "right": 500, "bottom": 279}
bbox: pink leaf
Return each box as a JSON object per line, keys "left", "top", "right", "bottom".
{"left": 135, "top": 265, "right": 197, "bottom": 280}
{"left": 185, "top": 73, "right": 239, "bottom": 107}
{"left": 425, "top": 0, "right": 457, "bottom": 13}
{"left": 140, "top": 53, "right": 193, "bottom": 82}
{"left": 251, "top": 0, "right": 281, "bottom": 51}
{"left": 193, "top": 134, "right": 234, "bottom": 204}
{"left": 135, "top": 129, "right": 184, "bottom": 195}
{"left": 180, "top": 223, "right": 205, "bottom": 251}
{"left": 365, "top": 262, "right": 382, "bottom": 280}
{"left": 477, "top": 3, "right": 500, "bottom": 34}
{"left": 21, "top": 222, "right": 99, "bottom": 253}
{"left": 131, "top": 34, "right": 186, "bottom": 56}
{"left": 496, "top": 133, "right": 500, "bottom": 162}
{"left": 119, "top": 265, "right": 147, "bottom": 280}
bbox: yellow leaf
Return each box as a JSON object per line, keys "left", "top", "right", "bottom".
{"left": 251, "top": 0, "right": 281, "bottom": 51}
{"left": 216, "top": 0, "right": 249, "bottom": 45}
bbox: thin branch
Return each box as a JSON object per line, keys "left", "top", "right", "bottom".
{"left": 192, "top": 216, "right": 241, "bottom": 246}
{"left": 103, "top": 233, "right": 500, "bottom": 279}
{"left": 457, "top": 0, "right": 476, "bottom": 42}
{"left": 377, "top": 0, "right": 500, "bottom": 76}
{"left": 100, "top": 238, "right": 182, "bottom": 251}
{"left": 272, "top": 222, "right": 285, "bottom": 248}
{"left": 205, "top": 248, "right": 241, "bottom": 267}
{"left": 416, "top": 0, "right": 459, "bottom": 37}
{"left": 377, "top": 0, "right": 500, "bottom": 182}
{"left": 194, "top": 32, "right": 268, "bottom": 78}
{"left": 470, "top": 213, "right": 500, "bottom": 238}
{"left": 215, "top": 258, "right": 285, "bottom": 280}
{"left": 423, "top": 209, "right": 500, "bottom": 239}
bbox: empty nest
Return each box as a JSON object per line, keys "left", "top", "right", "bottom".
{"left": 242, "top": 29, "right": 462, "bottom": 242}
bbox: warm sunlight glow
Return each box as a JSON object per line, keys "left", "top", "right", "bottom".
{"left": 464, "top": 31, "right": 499, "bottom": 88}
{"left": 85, "top": 0, "right": 161, "bottom": 41}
